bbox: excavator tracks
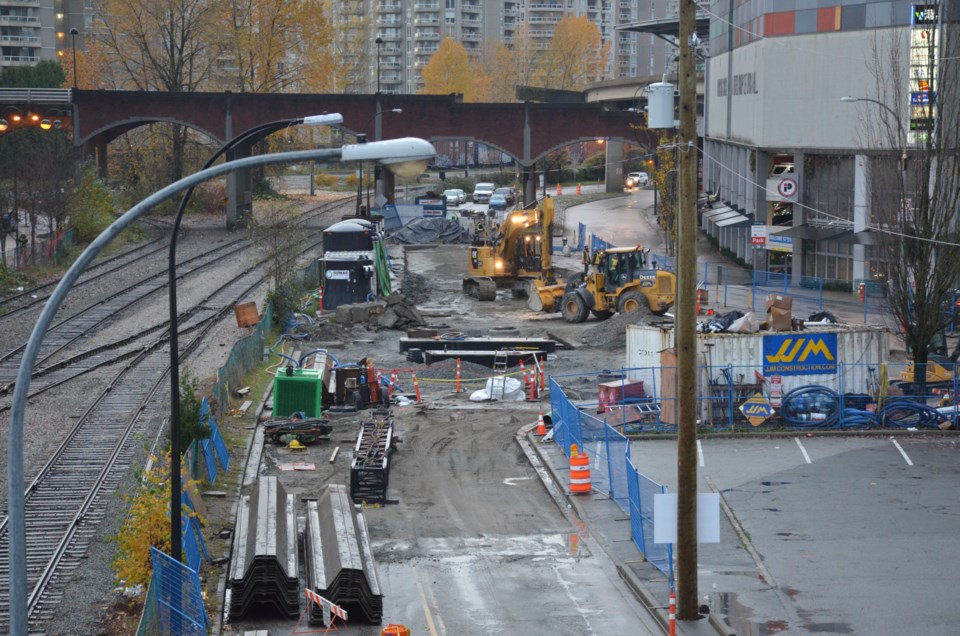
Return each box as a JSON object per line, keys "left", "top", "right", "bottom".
{"left": 463, "top": 277, "right": 498, "bottom": 301}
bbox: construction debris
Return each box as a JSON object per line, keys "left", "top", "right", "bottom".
{"left": 332, "top": 292, "right": 426, "bottom": 330}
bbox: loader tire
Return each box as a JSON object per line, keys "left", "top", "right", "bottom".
{"left": 591, "top": 309, "right": 614, "bottom": 320}
{"left": 618, "top": 290, "right": 652, "bottom": 317}
{"left": 561, "top": 292, "right": 590, "bottom": 323}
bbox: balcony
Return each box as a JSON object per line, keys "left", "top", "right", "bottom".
{"left": 415, "top": 17, "right": 440, "bottom": 24}
{"left": 0, "top": 15, "right": 40, "bottom": 25}
{"left": 527, "top": 3, "right": 563, "bottom": 10}
{"left": 1, "top": 54, "right": 39, "bottom": 64}
{"left": 415, "top": 31, "right": 440, "bottom": 40}
{"left": 379, "top": 2, "right": 402, "bottom": 11}
{"left": 527, "top": 15, "right": 561, "bottom": 24}
{"left": 414, "top": 2, "right": 439, "bottom": 9}
{"left": 0, "top": 34, "right": 40, "bottom": 44}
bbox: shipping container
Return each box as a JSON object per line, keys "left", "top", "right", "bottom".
{"left": 626, "top": 324, "right": 890, "bottom": 407}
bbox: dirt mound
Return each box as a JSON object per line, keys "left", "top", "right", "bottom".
{"left": 581, "top": 310, "right": 672, "bottom": 351}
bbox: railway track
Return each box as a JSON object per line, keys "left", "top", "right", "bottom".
{"left": 0, "top": 196, "right": 354, "bottom": 395}
{"left": 0, "top": 230, "right": 169, "bottom": 322}
{"left": 0, "top": 197, "right": 354, "bottom": 632}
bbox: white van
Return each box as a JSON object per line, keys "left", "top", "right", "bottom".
{"left": 472, "top": 182, "right": 496, "bottom": 203}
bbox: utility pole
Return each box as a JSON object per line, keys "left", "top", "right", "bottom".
{"left": 676, "top": 0, "right": 699, "bottom": 621}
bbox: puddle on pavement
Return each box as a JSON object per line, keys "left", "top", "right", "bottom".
{"left": 709, "top": 592, "right": 853, "bottom": 634}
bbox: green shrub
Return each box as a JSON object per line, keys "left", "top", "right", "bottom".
{"left": 68, "top": 164, "right": 115, "bottom": 242}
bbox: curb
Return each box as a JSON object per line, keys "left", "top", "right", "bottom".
{"left": 516, "top": 421, "right": 732, "bottom": 636}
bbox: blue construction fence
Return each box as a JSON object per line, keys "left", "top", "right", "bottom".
{"left": 577, "top": 220, "right": 899, "bottom": 325}
{"left": 557, "top": 362, "right": 960, "bottom": 435}
{"left": 185, "top": 397, "right": 231, "bottom": 484}
{"left": 137, "top": 547, "right": 208, "bottom": 636}
{"left": 549, "top": 378, "right": 674, "bottom": 579}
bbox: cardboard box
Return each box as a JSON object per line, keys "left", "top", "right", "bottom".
{"left": 767, "top": 306, "right": 792, "bottom": 331}
{"left": 765, "top": 294, "right": 793, "bottom": 312}
{"left": 234, "top": 301, "right": 260, "bottom": 328}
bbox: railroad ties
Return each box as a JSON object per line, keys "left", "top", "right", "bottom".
{"left": 350, "top": 408, "right": 394, "bottom": 505}
{"left": 304, "top": 484, "right": 384, "bottom": 625}
{"left": 227, "top": 477, "right": 299, "bottom": 620}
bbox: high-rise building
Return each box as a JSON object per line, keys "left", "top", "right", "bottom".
{"left": 0, "top": 0, "right": 84, "bottom": 71}
{"left": 332, "top": 0, "right": 670, "bottom": 95}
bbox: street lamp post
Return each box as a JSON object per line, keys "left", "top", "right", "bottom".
{"left": 353, "top": 107, "right": 402, "bottom": 216}
{"left": 375, "top": 37, "right": 384, "bottom": 94}
{"left": 69, "top": 29, "right": 79, "bottom": 89}
{"left": 840, "top": 96, "right": 908, "bottom": 172}
{"left": 6, "top": 137, "right": 435, "bottom": 635}
{"left": 167, "top": 113, "right": 343, "bottom": 563}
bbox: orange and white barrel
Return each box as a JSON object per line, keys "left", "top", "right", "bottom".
{"left": 569, "top": 444, "right": 591, "bottom": 495}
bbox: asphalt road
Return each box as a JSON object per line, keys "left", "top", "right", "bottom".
{"left": 629, "top": 434, "right": 960, "bottom": 635}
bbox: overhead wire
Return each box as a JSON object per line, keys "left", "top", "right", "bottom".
{"left": 697, "top": 148, "right": 960, "bottom": 248}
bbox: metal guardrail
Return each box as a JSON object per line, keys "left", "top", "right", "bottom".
{"left": 0, "top": 88, "right": 72, "bottom": 105}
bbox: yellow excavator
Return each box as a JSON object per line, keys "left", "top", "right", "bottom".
{"left": 463, "top": 196, "right": 562, "bottom": 301}
{"left": 528, "top": 246, "right": 677, "bottom": 323}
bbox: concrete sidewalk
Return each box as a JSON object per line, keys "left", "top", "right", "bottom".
{"left": 517, "top": 421, "right": 729, "bottom": 636}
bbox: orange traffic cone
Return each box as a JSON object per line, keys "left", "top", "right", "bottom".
{"left": 536, "top": 409, "right": 547, "bottom": 436}
{"left": 556, "top": 182, "right": 562, "bottom": 196}
{"left": 576, "top": 183, "right": 582, "bottom": 195}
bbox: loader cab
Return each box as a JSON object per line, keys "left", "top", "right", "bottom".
{"left": 601, "top": 248, "right": 651, "bottom": 292}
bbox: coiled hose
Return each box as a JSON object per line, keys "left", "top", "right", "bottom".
{"left": 779, "top": 386, "right": 841, "bottom": 429}
{"left": 875, "top": 398, "right": 945, "bottom": 429}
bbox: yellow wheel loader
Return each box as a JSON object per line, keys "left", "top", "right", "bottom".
{"left": 528, "top": 246, "right": 676, "bottom": 323}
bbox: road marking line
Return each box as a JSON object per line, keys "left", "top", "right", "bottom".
{"left": 697, "top": 439, "right": 705, "bottom": 467}
{"left": 414, "top": 567, "right": 440, "bottom": 636}
{"left": 794, "top": 437, "right": 811, "bottom": 464}
{"left": 891, "top": 438, "right": 914, "bottom": 466}
{"left": 503, "top": 476, "right": 533, "bottom": 486}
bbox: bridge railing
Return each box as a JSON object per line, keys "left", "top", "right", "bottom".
{"left": 0, "top": 88, "right": 72, "bottom": 105}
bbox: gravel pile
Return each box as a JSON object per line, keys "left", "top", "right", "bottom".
{"left": 399, "top": 270, "right": 431, "bottom": 305}
{"left": 580, "top": 309, "right": 672, "bottom": 351}
{"left": 414, "top": 358, "right": 494, "bottom": 381}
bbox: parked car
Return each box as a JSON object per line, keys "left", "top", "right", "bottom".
{"left": 472, "top": 182, "right": 496, "bottom": 204}
{"left": 443, "top": 188, "right": 467, "bottom": 206}
{"left": 625, "top": 172, "right": 649, "bottom": 188}
{"left": 488, "top": 193, "right": 508, "bottom": 212}
{"left": 494, "top": 187, "right": 516, "bottom": 206}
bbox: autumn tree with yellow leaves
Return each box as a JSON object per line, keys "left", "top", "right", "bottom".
{"left": 420, "top": 38, "right": 485, "bottom": 101}
{"left": 538, "top": 16, "right": 608, "bottom": 91}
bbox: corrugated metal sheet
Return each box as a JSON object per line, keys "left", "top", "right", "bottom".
{"left": 626, "top": 325, "right": 889, "bottom": 398}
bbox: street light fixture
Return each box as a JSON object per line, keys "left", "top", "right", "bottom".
{"left": 375, "top": 37, "right": 384, "bottom": 94}
{"left": 353, "top": 107, "right": 403, "bottom": 216}
{"left": 840, "top": 96, "right": 908, "bottom": 172}
{"left": 167, "top": 112, "right": 343, "bottom": 563}
{"left": 6, "top": 136, "right": 435, "bottom": 634}
{"left": 69, "top": 28, "right": 79, "bottom": 89}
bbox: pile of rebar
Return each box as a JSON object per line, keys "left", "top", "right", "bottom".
{"left": 349, "top": 409, "right": 394, "bottom": 504}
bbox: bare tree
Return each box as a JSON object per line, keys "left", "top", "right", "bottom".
{"left": 859, "top": 4, "right": 960, "bottom": 393}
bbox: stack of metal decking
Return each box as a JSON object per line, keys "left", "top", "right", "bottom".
{"left": 227, "top": 477, "right": 299, "bottom": 620}
{"left": 303, "top": 484, "right": 384, "bottom": 625}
